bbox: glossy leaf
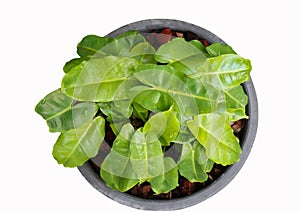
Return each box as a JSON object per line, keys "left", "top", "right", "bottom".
{"left": 178, "top": 142, "right": 212, "bottom": 182}
{"left": 130, "top": 129, "right": 164, "bottom": 181}
{"left": 97, "top": 102, "right": 112, "bottom": 117}
{"left": 189, "top": 40, "right": 208, "bottom": 56}
{"left": 63, "top": 58, "right": 86, "bottom": 73}
{"left": 100, "top": 123, "right": 139, "bottom": 192}
{"left": 99, "top": 31, "right": 147, "bottom": 57}
{"left": 155, "top": 38, "right": 207, "bottom": 76}
{"left": 155, "top": 38, "right": 206, "bottom": 64}
{"left": 188, "top": 54, "right": 251, "bottom": 89}
{"left": 143, "top": 106, "right": 180, "bottom": 146}
{"left": 52, "top": 116, "right": 105, "bottom": 167}
{"left": 206, "top": 43, "right": 236, "bottom": 57}
{"left": 149, "top": 157, "right": 178, "bottom": 194}
{"left": 130, "top": 42, "right": 156, "bottom": 63}
{"left": 132, "top": 102, "right": 148, "bottom": 122}
{"left": 117, "top": 30, "right": 146, "bottom": 49}
{"left": 132, "top": 86, "right": 174, "bottom": 112}
{"left": 77, "top": 35, "right": 115, "bottom": 58}
{"left": 134, "top": 64, "right": 216, "bottom": 115}
{"left": 61, "top": 56, "right": 140, "bottom": 102}
{"left": 224, "top": 85, "right": 249, "bottom": 121}
{"left": 173, "top": 115, "right": 195, "bottom": 144}
{"left": 187, "top": 113, "right": 242, "bottom": 165}
{"left": 77, "top": 31, "right": 148, "bottom": 59}
{"left": 35, "top": 89, "right": 98, "bottom": 132}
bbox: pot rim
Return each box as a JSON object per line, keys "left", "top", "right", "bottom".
{"left": 78, "top": 18, "right": 258, "bottom": 211}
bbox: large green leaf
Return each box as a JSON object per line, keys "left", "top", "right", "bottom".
{"left": 155, "top": 39, "right": 250, "bottom": 91}
{"left": 149, "top": 157, "right": 178, "bottom": 194}
{"left": 77, "top": 31, "right": 149, "bottom": 59}
{"left": 61, "top": 56, "right": 140, "bottom": 102}
{"left": 143, "top": 106, "right": 180, "bottom": 146}
{"left": 188, "top": 54, "right": 251, "bottom": 89}
{"left": 35, "top": 89, "right": 98, "bottom": 132}
{"left": 130, "top": 129, "right": 164, "bottom": 181}
{"left": 178, "top": 142, "right": 213, "bottom": 182}
{"left": 100, "top": 123, "right": 139, "bottom": 192}
{"left": 134, "top": 64, "right": 217, "bottom": 115}
{"left": 77, "top": 31, "right": 148, "bottom": 58}
{"left": 52, "top": 116, "right": 105, "bottom": 167}
{"left": 187, "top": 113, "right": 242, "bottom": 165}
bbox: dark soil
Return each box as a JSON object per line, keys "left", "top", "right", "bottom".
{"left": 89, "top": 28, "right": 247, "bottom": 200}
{"left": 146, "top": 27, "right": 210, "bottom": 49}
{"left": 127, "top": 164, "right": 226, "bottom": 200}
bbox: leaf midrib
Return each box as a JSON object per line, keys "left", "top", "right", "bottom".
{"left": 189, "top": 69, "right": 248, "bottom": 78}
{"left": 198, "top": 123, "right": 240, "bottom": 154}
{"left": 67, "top": 77, "right": 127, "bottom": 88}
{"left": 61, "top": 120, "right": 94, "bottom": 164}
{"left": 223, "top": 89, "right": 244, "bottom": 107}
{"left": 150, "top": 87, "right": 211, "bottom": 102}
{"left": 46, "top": 104, "right": 73, "bottom": 121}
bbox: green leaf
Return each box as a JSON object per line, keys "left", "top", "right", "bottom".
{"left": 155, "top": 38, "right": 206, "bottom": 64}
{"left": 77, "top": 35, "right": 115, "bottom": 58}
{"left": 117, "top": 30, "right": 146, "bottom": 51}
{"left": 134, "top": 64, "right": 216, "bottom": 115}
{"left": 149, "top": 157, "right": 178, "bottom": 194}
{"left": 187, "top": 113, "right": 242, "bottom": 165}
{"left": 188, "top": 54, "right": 252, "bottom": 89}
{"left": 143, "top": 106, "right": 180, "bottom": 146}
{"left": 130, "top": 129, "right": 164, "bottom": 181}
{"left": 178, "top": 142, "right": 211, "bottom": 182}
{"left": 132, "top": 102, "right": 148, "bottom": 122}
{"left": 206, "top": 43, "right": 236, "bottom": 57}
{"left": 97, "top": 102, "right": 112, "bottom": 117}
{"left": 206, "top": 159, "right": 214, "bottom": 172}
{"left": 132, "top": 86, "right": 174, "bottom": 112}
{"left": 98, "top": 31, "right": 147, "bottom": 57}
{"left": 100, "top": 123, "right": 139, "bottom": 192}
{"left": 189, "top": 40, "right": 208, "bottom": 56}
{"left": 61, "top": 56, "right": 140, "bottom": 102}
{"left": 35, "top": 89, "right": 98, "bottom": 132}
{"left": 76, "top": 31, "right": 147, "bottom": 59}
{"left": 173, "top": 115, "right": 195, "bottom": 144}
{"left": 52, "top": 116, "right": 105, "bottom": 167}
{"left": 224, "top": 85, "right": 249, "bottom": 121}
{"left": 63, "top": 58, "right": 86, "bottom": 73}
{"left": 130, "top": 42, "right": 156, "bottom": 63}
{"left": 155, "top": 38, "right": 207, "bottom": 76}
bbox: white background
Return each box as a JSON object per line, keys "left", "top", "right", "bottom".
{"left": 1, "top": 0, "right": 299, "bottom": 211}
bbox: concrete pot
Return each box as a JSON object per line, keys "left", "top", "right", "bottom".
{"left": 78, "top": 19, "right": 258, "bottom": 211}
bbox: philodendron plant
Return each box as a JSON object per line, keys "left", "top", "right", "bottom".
{"left": 35, "top": 30, "right": 251, "bottom": 194}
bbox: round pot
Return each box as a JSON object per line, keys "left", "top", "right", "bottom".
{"left": 78, "top": 19, "right": 258, "bottom": 210}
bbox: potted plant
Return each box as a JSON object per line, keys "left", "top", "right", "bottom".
{"left": 35, "top": 19, "right": 258, "bottom": 210}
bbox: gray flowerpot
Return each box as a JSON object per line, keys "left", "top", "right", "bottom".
{"left": 78, "top": 19, "right": 258, "bottom": 211}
